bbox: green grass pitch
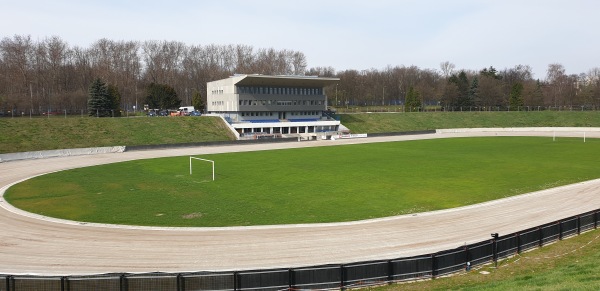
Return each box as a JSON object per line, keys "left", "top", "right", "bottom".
{"left": 5, "top": 136, "right": 600, "bottom": 227}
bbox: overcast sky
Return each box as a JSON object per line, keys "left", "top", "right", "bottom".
{"left": 2, "top": 0, "right": 599, "bottom": 79}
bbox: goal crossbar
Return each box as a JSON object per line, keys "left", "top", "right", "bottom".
{"left": 189, "top": 156, "right": 215, "bottom": 180}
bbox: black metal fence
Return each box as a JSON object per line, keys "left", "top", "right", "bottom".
{"left": 1, "top": 209, "right": 598, "bottom": 291}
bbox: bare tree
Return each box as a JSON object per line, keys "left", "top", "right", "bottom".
{"left": 546, "top": 63, "right": 570, "bottom": 107}
{"left": 289, "top": 51, "right": 307, "bottom": 75}
{"left": 440, "top": 61, "right": 455, "bottom": 79}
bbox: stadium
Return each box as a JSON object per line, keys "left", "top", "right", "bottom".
{"left": 205, "top": 74, "right": 342, "bottom": 140}
{"left": 1, "top": 127, "right": 600, "bottom": 290}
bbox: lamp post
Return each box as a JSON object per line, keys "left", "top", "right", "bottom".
{"left": 335, "top": 84, "right": 338, "bottom": 107}
{"left": 491, "top": 233, "right": 499, "bottom": 267}
{"left": 382, "top": 86, "right": 385, "bottom": 106}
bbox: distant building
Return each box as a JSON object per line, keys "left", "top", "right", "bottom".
{"left": 206, "top": 74, "right": 341, "bottom": 139}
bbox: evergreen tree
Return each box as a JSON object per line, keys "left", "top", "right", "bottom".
{"left": 87, "top": 78, "right": 111, "bottom": 117}
{"left": 468, "top": 77, "right": 479, "bottom": 106}
{"left": 531, "top": 80, "right": 545, "bottom": 106}
{"left": 192, "top": 90, "right": 205, "bottom": 112}
{"left": 480, "top": 66, "right": 502, "bottom": 80}
{"left": 107, "top": 84, "right": 121, "bottom": 117}
{"left": 404, "top": 86, "right": 422, "bottom": 112}
{"left": 145, "top": 83, "right": 181, "bottom": 110}
{"left": 448, "top": 71, "right": 472, "bottom": 108}
{"left": 509, "top": 82, "right": 525, "bottom": 111}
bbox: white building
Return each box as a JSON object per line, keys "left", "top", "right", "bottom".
{"left": 206, "top": 74, "right": 341, "bottom": 139}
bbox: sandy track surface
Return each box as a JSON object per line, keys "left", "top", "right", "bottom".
{"left": 1, "top": 130, "right": 599, "bottom": 276}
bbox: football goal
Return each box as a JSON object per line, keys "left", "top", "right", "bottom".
{"left": 189, "top": 156, "right": 215, "bottom": 181}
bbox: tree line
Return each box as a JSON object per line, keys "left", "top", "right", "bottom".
{"left": 330, "top": 63, "right": 600, "bottom": 111}
{"left": 1, "top": 35, "right": 600, "bottom": 115}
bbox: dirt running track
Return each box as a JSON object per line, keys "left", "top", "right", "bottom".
{"left": 1, "top": 130, "right": 600, "bottom": 276}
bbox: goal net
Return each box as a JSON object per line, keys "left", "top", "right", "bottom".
{"left": 189, "top": 156, "right": 215, "bottom": 181}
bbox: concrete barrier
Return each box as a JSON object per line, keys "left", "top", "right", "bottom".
{"left": 0, "top": 146, "right": 126, "bottom": 163}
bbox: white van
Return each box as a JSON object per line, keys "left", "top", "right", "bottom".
{"left": 178, "top": 106, "right": 195, "bottom": 116}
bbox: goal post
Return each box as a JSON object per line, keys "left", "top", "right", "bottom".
{"left": 189, "top": 156, "right": 215, "bottom": 181}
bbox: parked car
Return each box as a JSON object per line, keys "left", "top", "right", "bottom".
{"left": 147, "top": 110, "right": 157, "bottom": 116}
{"left": 189, "top": 110, "right": 201, "bottom": 116}
{"left": 178, "top": 106, "right": 195, "bottom": 116}
{"left": 158, "top": 110, "right": 168, "bottom": 116}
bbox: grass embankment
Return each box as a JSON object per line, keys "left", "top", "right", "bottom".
{"left": 370, "top": 229, "right": 600, "bottom": 290}
{"left": 340, "top": 111, "right": 600, "bottom": 133}
{"left": 6, "top": 137, "right": 600, "bottom": 227}
{"left": 0, "top": 116, "right": 235, "bottom": 154}
{"left": 2, "top": 111, "right": 600, "bottom": 154}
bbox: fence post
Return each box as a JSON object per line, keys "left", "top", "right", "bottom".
{"left": 120, "top": 274, "right": 127, "bottom": 291}
{"left": 61, "top": 276, "right": 67, "bottom": 291}
{"left": 387, "top": 260, "right": 394, "bottom": 285}
{"left": 538, "top": 227, "right": 543, "bottom": 247}
{"left": 577, "top": 216, "right": 581, "bottom": 235}
{"left": 233, "top": 271, "right": 238, "bottom": 291}
{"left": 516, "top": 233, "right": 521, "bottom": 254}
{"left": 288, "top": 268, "right": 293, "bottom": 291}
{"left": 559, "top": 222, "right": 563, "bottom": 240}
{"left": 595, "top": 211, "right": 598, "bottom": 229}
{"left": 491, "top": 233, "right": 499, "bottom": 268}
{"left": 464, "top": 245, "right": 470, "bottom": 271}
{"left": 177, "top": 273, "right": 183, "bottom": 291}
{"left": 431, "top": 254, "right": 437, "bottom": 279}
{"left": 7, "top": 275, "right": 12, "bottom": 291}
{"left": 340, "top": 265, "right": 345, "bottom": 291}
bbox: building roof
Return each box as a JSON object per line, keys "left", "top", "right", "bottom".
{"left": 226, "top": 74, "right": 339, "bottom": 87}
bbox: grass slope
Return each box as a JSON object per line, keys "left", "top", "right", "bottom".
{"left": 0, "top": 116, "right": 234, "bottom": 154}
{"left": 370, "top": 229, "right": 600, "bottom": 290}
{"left": 3, "top": 111, "right": 600, "bottom": 154}
{"left": 340, "top": 111, "right": 600, "bottom": 133}
{"left": 6, "top": 137, "right": 600, "bottom": 227}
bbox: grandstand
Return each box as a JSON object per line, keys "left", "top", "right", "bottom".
{"left": 206, "top": 74, "right": 341, "bottom": 139}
